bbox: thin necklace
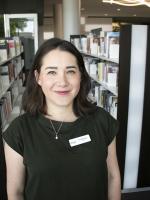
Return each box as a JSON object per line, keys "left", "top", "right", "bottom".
{"left": 49, "top": 119, "right": 64, "bottom": 139}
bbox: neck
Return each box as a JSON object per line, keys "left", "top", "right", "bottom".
{"left": 46, "top": 104, "right": 77, "bottom": 122}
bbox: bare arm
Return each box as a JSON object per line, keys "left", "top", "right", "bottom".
{"left": 107, "top": 137, "right": 121, "bottom": 200}
{"left": 4, "top": 141, "right": 25, "bottom": 200}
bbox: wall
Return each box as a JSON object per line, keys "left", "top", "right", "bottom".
{"left": 85, "top": 17, "right": 112, "bottom": 32}
{"left": 1, "top": 0, "right": 44, "bottom": 25}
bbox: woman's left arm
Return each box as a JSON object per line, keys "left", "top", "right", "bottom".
{"left": 107, "top": 137, "right": 121, "bottom": 200}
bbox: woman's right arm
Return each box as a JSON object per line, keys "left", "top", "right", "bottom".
{"left": 4, "top": 142, "right": 25, "bottom": 200}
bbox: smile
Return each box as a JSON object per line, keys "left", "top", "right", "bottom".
{"left": 55, "top": 91, "right": 70, "bottom": 95}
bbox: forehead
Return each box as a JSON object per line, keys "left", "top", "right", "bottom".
{"left": 41, "top": 49, "right": 78, "bottom": 66}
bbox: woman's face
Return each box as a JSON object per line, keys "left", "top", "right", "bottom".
{"left": 35, "top": 49, "right": 81, "bottom": 110}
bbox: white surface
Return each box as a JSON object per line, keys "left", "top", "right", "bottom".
{"left": 63, "top": 0, "right": 80, "bottom": 41}
{"left": 4, "top": 14, "right": 38, "bottom": 53}
{"left": 123, "top": 25, "right": 147, "bottom": 189}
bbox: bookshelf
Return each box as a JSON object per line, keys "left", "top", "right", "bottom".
{"left": 0, "top": 52, "right": 24, "bottom": 99}
{"left": 0, "top": 36, "right": 26, "bottom": 200}
{"left": 70, "top": 32, "right": 119, "bottom": 119}
{"left": 2, "top": 92, "right": 23, "bottom": 132}
{"left": 81, "top": 51, "right": 119, "bottom": 64}
{"left": 0, "top": 37, "right": 25, "bottom": 132}
{"left": 0, "top": 50, "right": 24, "bottom": 65}
{"left": 90, "top": 74, "right": 118, "bottom": 96}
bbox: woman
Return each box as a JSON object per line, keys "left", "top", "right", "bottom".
{"left": 3, "top": 38, "right": 121, "bottom": 200}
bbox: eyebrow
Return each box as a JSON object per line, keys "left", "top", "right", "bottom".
{"left": 45, "top": 66, "right": 77, "bottom": 70}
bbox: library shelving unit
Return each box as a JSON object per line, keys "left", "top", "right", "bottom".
{"left": 81, "top": 51, "right": 119, "bottom": 96}
{"left": 0, "top": 51, "right": 25, "bottom": 132}
{"left": 70, "top": 32, "right": 119, "bottom": 119}
{"left": 0, "top": 39, "right": 25, "bottom": 200}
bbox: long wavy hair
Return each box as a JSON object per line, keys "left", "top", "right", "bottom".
{"left": 22, "top": 38, "right": 96, "bottom": 116}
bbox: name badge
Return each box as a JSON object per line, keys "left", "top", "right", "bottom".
{"left": 69, "top": 134, "right": 91, "bottom": 147}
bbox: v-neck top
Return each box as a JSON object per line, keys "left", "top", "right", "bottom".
{"left": 3, "top": 106, "right": 119, "bottom": 200}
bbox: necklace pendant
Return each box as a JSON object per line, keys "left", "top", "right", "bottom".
{"left": 55, "top": 135, "right": 58, "bottom": 139}
{"left": 49, "top": 118, "right": 63, "bottom": 140}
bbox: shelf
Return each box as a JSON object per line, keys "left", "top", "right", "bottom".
{"left": 81, "top": 51, "right": 118, "bottom": 95}
{"left": 2, "top": 93, "right": 24, "bottom": 132}
{"left": 0, "top": 51, "right": 23, "bottom": 66}
{"left": 91, "top": 75, "right": 118, "bottom": 96}
{"left": 81, "top": 51, "right": 119, "bottom": 64}
{"left": 0, "top": 65, "right": 24, "bottom": 99}
{"left": 0, "top": 80, "right": 14, "bottom": 99}
{"left": 2, "top": 108, "right": 20, "bottom": 132}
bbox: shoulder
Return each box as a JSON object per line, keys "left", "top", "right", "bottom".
{"left": 4, "top": 112, "right": 37, "bottom": 132}
{"left": 95, "top": 106, "right": 119, "bottom": 128}
{"left": 13, "top": 112, "right": 37, "bottom": 122}
{"left": 89, "top": 106, "right": 119, "bottom": 145}
{"left": 2, "top": 113, "right": 38, "bottom": 153}
{"left": 91, "top": 106, "right": 114, "bottom": 122}
{"left": 2, "top": 113, "right": 36, "bottom": 156}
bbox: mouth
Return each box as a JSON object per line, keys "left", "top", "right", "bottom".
{"left": 54, "top": 91, "right": 70, "bottom": 95}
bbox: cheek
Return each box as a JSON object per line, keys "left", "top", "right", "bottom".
{"left": 39, "top": 81, "right": 54, "bottom": 97}
{"left": 77, "top": 81, "right": 81, "bottom": 89}
{"left": 73, "top": 78, "right": 81, "bottom": 92}
{"left": 38, "top": 75, "right": 52, "bottom": 87}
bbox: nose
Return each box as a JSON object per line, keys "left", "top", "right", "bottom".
{"left": 57, "top": 72, "right": 68, "bottom": 87}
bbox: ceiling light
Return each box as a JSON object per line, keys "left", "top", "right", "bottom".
{"left": 117, "top": 8, "right": 121, "bottom": 11}
{"left": 102, "top": 0, "right": 150, "bottom": 7}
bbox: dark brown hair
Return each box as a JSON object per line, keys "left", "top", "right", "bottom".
{"left": 22, "top": 38, "right": 96, "bottom": 116}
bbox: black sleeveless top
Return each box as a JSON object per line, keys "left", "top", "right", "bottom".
{"left": 3, "top": 106, "right": 119, "bottom": 200}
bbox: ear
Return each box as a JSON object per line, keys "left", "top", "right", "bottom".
{"left": 34, "top": 70, "right": 41, "bottom": 85}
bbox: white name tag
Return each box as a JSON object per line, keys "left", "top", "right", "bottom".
{"left": 69, "top": 134, "right": 91, "bottom": 147}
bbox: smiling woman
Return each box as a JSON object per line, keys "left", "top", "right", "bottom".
{"left": 2, "top": 38, "right": 121, "bottom": 200}
{"left": 22, "top": 38, "right": 94, "bottom": 118}
{"left": 35, "top": 49, "right": 81, "bottom": 116}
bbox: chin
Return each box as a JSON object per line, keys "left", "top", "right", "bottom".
{"left": 52, "top": 99, "right": 73, "bottom": 107}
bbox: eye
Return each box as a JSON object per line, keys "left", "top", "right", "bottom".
{"left": 67, "top": 70, "right": 76, "bottom": 74}
{"left": 47, "top": 71, "right": 56, "bottom": 75}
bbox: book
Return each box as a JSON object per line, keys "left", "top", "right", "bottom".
{"left": 108, "top": 37, "right": 119, "bottom": 59}
{"left": 0, "top": 39, "right": 8, "bottom": 63}
{"left": 89, "top": 63, "right": 97, "bottom": 76}
{"left": 84, "top": 57, "right": 90, "bottom": 74}
{"left": 81, "top": 37, "right": 87, "bottom": 52}
{"left": 105, "top": 32, "right": 120, "bottom": 59}
{"left": 13, "top": 36, "right": 21, "bottom": 55}
{"left": 11, "top": 81, "right": 19, "bottom": 107}
{"left": 0, "top": 63, "right": 15, "bottom": 86}
{"left": 97, "top": 62, "right": 105, "bottom": 82}
{"left": 73, "top": 38, "right": 81, "bottom": 51}
{"left": 106, "top": 63, "right": 118, "bottom": 87}
{"left": 99, "top": 31, "right": 105, "bottom": 56}
{"left": 110, "top": 96, "right": 117, "bottom": 119}
{"left": 0, "top": 71, "right": 3, "bottom": 93}
{"left": 0, "top": 98, "right": 8, "bottom": 129}
{"left": 6, "top": 37, "right": 16, "bottom": 58}
{"left": 0, "top": 65, "right": 10, "bottom": 86}
{"left": 90, "top": 37, "right": 100, "bottom": 56}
